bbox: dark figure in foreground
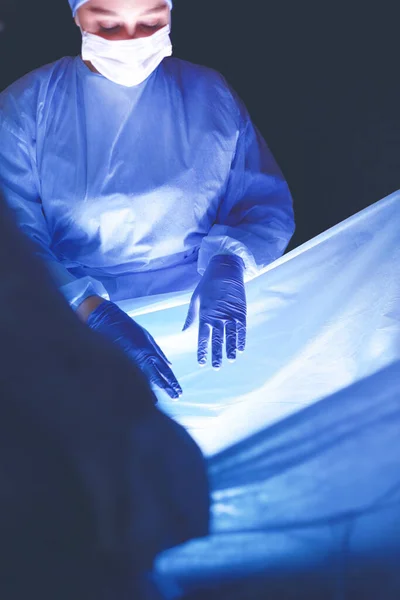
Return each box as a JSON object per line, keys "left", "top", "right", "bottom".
{"left": 0, "top": 199, "right": 209, "bottom": 599}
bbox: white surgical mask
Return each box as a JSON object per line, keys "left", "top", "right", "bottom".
{"left": 81, "top": 25, "right": 172, "bottom": 87}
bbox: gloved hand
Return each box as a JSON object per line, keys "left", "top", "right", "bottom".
{"left": 183, "top": 254, "right": 247, "bottom": 369}
{"left": 87, "top": 301, "right": 182, "bottom": 400}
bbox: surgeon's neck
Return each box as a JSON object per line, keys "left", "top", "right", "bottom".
{"left": 82, "top": 59, "right": 100, "bottom": 74}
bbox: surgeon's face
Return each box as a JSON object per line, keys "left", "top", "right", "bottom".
{"left": 76, "top": 0, "right": 170, "bottom": 40}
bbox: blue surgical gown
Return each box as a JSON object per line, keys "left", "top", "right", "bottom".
{"left": 0, "top": 56, "right": 295, "bottom": 308}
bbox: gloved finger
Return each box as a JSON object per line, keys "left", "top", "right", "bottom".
{"left": 149, "top": 361, "right": 182, "bottom": 400}
{"left": 182, "top": 296, "right": 197, "bottom": 331}
{"left": 237, "top": 319, "right": 247, "bottom": 353}
{"left": 211, "top": 323, "right": 224, "bottom": 370}
{"left": 148, "top": 370, "right": 177, "bottom": 399}
{"left": 225, "top": 321, "right": 237, "bottom": 361}
{"left": 156, "top": 360, "right": 183, "bottom": 397}
{"left": 146, "top": 331, "right": 173, "bottom": 366}
{"left": 198, "top": 321, "right": 211, "bottom": 366}
{"left": 154, "top": 341, "right": 173, "bottom": 366}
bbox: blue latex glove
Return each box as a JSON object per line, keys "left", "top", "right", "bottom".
{"left": 183, "top": 254, "right": 247, "bottom": 369}
{"left": 87, "top": 301, "right": 182, "bottom": 400}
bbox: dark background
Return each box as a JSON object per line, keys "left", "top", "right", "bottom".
{"left": 1, "top": 0, "right": 399, "bottom": 250}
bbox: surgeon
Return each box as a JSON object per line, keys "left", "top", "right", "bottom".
{"left": 0, "top": 0, "right": 295, "bottom": 400}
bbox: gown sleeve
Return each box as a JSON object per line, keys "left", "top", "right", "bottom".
{"left": 0, "top": 118, "right": 109, "bottom": 310}
{"left": 198, "top": 89, "right": 295, "bottom": 281}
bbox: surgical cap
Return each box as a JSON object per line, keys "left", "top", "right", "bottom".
{"left": 69, "top": 0, "right": 173, "bottom": 17}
